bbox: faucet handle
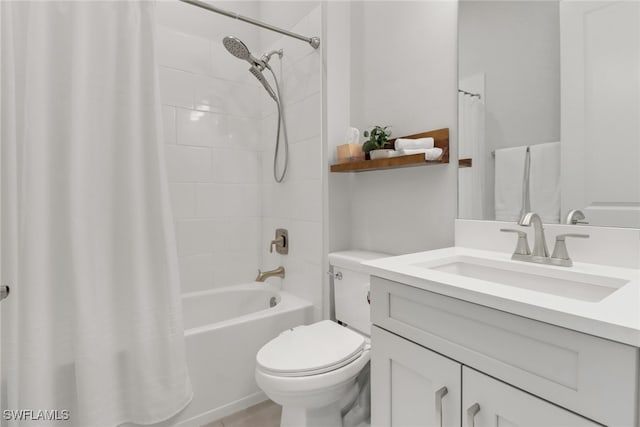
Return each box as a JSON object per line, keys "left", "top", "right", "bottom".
{"left": 500, "top": 228, "right": 531, "bottom": 257}
{"left": 550, "top": 233, "right": 589, "bottom": 267}
{"left": 269, "top": 229, "right": 288, "bottom": 254}
{"left": 565, "top": 209, "right": 589, "bottom": 225}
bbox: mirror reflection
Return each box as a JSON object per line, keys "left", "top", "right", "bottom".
{"left": 457, "top": 0, "right": 639, "bottom": 228}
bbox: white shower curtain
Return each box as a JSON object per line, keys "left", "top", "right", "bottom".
{"left": 0, "top": 2, "right": 192, "bottom": 426}
{"left": 457, "top": 92, "right": 487, "bottom": 219}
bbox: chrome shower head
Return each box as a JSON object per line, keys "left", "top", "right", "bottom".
{"left": 222, "top": 35, "right": 278, "bottom": 102}
{"left": 223, "top": 36, "right": 251, "bottom": 61}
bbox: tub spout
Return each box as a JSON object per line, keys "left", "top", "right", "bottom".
{"left": 256, "top": 266, "right": 285, "bottom": 282}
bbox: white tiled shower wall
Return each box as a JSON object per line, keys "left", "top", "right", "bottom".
{"left": 157, "top": 1, "right": 263, "bottom": 293}
{"left": 156, "top": 1, "right": 324, "bottom": 319}
{"left": 259, "top": 4, "right": 323, "bottom": 321}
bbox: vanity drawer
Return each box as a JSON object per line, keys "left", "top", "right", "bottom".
{"left": 370, "top": 276, "right": 639, "bottom": 427}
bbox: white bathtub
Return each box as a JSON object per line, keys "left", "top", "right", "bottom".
{"left": 172, "top": 283, "right": 313, "bottom": 426}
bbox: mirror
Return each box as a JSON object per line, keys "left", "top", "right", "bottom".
{"left": 457, "top": 0, "right": 639, "bottom": 228}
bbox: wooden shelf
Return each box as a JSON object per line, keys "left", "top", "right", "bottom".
{"left": 458, "top": 158, "right": 473, "bottom": 168}
{"left": 330, "top": 128, "right": 449, "bottom": 173}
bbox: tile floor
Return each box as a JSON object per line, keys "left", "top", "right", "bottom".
{"left": 201, "top": 400, "right": 282, "bottom": 427}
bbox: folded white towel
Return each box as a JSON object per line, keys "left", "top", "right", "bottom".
{"left": 394, "top": 137, "right": 434, "bottom": 150}
{"left": 399, "top": 147, "right": 443, "bottom": 161}
{"left": 495, "top": 146, "right": 528, "bottom": 222}
{"left": 529, "top": 142, "right": 560, "bottom": 223}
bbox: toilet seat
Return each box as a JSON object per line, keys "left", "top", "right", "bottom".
{"left": 256, "top": 320, "right": 366, "bottom": 377}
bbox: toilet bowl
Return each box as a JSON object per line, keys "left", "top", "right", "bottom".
{"left": 255, "top": 250, "right": 388, "bottom": 427}
{"left": 256, "top": 321, "right": 370, "bottom": 427}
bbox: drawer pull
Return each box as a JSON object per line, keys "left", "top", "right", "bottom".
{"left": 466, "top": 403, "right": 480, "bottom": 427}
{"left": 434, "top": 386, "right": 448, "bottom": 427}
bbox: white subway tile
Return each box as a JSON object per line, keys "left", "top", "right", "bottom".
{"left": 176, "top": 108, "right": 228, "bottom": 147}
{"left": 162, "top": 106, "right": 176, "bottom": 145}
{"left": 288, "top": 137, "right": 321, "bottom": 181}
{"left": 196, "top": 183, "right": 260, "bottom": 218}
{"left": 156, "top": 27, "right": 214, "bottom": 76}
{"left": 180, "top": 249, "right": 260, "bottom": 291}
{"left": 211, "top": 149, "right": 260, "bottom": 184}
{"left": 166, "top": 144, "right": 212, "bottom": 182}
{"left": 227, "top": 116, "right": 260, "bottom": 150}
{"left": 281, "top": 53, "right": 321, "bottom": 105}
{"left": 284, "top": 92, "right": 321, "bottom": 143}
{"left": 169, "top": 183, "right": 196, "bottom": 218}
{"left": 194, "top": 76, "right": 262, "bottom": 117}
{"left": 211, "top": 249, "right": 261, "bottom": 287}
{"left": 303, "top": 5, "right": 322, "bottom": 35}
{"left": 282, "top": 258, "right": 322, "bottom": 321}
{"left": 212, "top": 218, "right": 260, "bottom": 252}
{"left": 175, "top": 219, "right": 217, "bottom": 256}
{"left": 290, "top": 219, "right": 322, "bottom": 264}
{"left": 261, "top": 113, "right": 278, "bottom": 144}
{"left": 192, "top": 76, "right": 227, "bottom": 114}
{"left": 176, "top": 218, "right": 259, "bottom": 256}
{"left": 261, "top": 180, "right": 294, "bottom": 219}
{"left": 194, "top": 183, "right": 223, "bottom": 217}
{"left": 179, "top": 253, "right": 216, "bottom": 292}
{"left": 292, "top": 180, "right": 322, "bottom": 222}
{"left": 158, "top": 67, "right": 195, "bottom": 109}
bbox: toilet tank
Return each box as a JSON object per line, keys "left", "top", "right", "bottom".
{"left": 329, "top": 250, "right": 390, "bottom": 336}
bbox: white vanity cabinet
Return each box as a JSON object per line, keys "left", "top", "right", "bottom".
{"left": 370, "top": 276, "right": 639, "bottom": 427}
{"left": 371, "top": 326, "right": 461, "bottom": 427}
{"left": 462, "top": 367, "right": 601, "bottom": 427}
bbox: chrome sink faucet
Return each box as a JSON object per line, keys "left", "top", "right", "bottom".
{"left": 501, "top": 212, "right": 589, "bottom": 267}
{"left": 518, "top": 212, "right": 549, "bottom": 261}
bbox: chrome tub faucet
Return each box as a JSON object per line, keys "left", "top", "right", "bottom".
{"left": 256, "top": 266, "right": 285, "bottom": 282}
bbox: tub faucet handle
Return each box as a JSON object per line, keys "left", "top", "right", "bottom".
{"left": 269, "top": 229, "right": 288, "bottom": 254}
{"left": 270, "top": 237, "right": 283, "bottom": 253}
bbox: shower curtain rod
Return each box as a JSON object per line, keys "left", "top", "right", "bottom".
{"left": 177, "top": 0, "right": 321, "bottom": 49}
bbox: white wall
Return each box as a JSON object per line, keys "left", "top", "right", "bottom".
{"left": 258, "top": 3, "right": 324, "bottom": 321}
{"left": 343, "top": 1, "right": 459, "bottom": 255}
{"left": 156, "top": 1, "right": 263, "bottom": 293}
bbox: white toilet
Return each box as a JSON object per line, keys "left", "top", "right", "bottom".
{"left": 255, "top": 250, "right": 388, "bottom": 427}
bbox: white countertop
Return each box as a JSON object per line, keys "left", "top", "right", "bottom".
{"left": 362, "top": 247, "right": 640, "bottom": 347}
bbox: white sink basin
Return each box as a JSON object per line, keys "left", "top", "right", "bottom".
{"left": 414, "top": 255, "right": 629, "bottom": 303}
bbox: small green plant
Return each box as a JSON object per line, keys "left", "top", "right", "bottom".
{"left": 362, "top": 125, "right": 392, "bottom": 154}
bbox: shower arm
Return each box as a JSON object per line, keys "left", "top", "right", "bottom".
{"left": 178, "top": 0, "right": 320, "bottom": 50}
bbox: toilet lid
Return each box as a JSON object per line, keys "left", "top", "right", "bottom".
{"left": 256, "top": 320, "right": 366, "bottom": 377}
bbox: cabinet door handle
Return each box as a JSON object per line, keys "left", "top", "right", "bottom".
{"left": 434, "top": 386, "right": 448, "bottom": 427}
{"left": 466, "top": 403, "right": 480, "bottom": 427}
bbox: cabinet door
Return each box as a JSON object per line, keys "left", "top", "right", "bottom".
{"left": 371, "top": 326, "right": 461, "bottom": 427}
{"left": 462, "top": 367, "right": 602, "bottom": 427}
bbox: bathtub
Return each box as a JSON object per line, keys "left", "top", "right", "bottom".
{"left": 173, "top": 283, "right": 313, "bottom": 426}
